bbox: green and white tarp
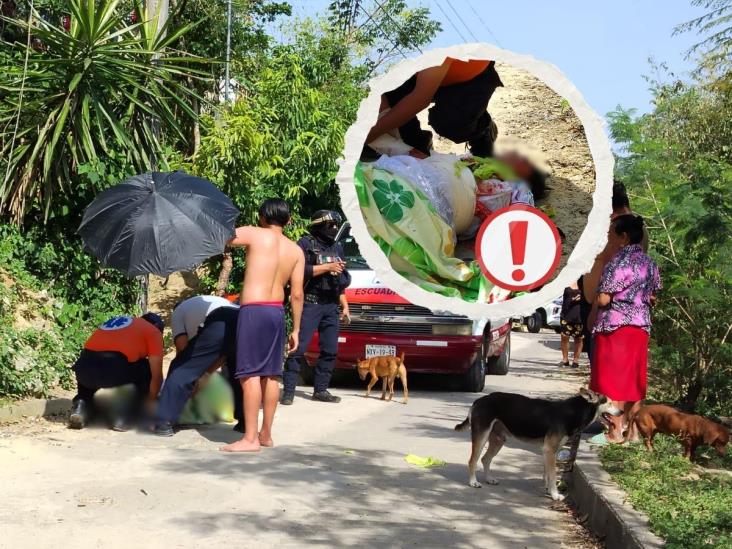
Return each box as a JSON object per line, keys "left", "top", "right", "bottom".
{"left": 354, "top": 162, "right": 491, "bottom": 302}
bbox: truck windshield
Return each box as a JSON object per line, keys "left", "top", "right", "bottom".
{"left": 342, "top": 236, "right": 371, "bottom": 271}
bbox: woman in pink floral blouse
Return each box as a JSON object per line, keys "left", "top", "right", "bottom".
{"left": 590, "top": 214, "right": 661, "bottom": 443}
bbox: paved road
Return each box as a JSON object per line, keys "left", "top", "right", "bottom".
{"left": 0, "top": 332, "right": 593, "bottom": 548}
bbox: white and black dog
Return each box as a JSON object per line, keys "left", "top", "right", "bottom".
{"left": 454, "top": 388, "right": 619, "bottom": 500}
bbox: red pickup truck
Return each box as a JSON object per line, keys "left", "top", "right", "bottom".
{"left": 304, "top": 237, "right": 511, "bottom": 392}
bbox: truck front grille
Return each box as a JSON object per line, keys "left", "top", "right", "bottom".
{"left": 349, "top": 303, "right": 437, "bottom": 317}
{"left": 344, "top": 321, "right": 433, "bottom": 335}
{"left": 345, "top": 303, "right": 473, "bottom": 336}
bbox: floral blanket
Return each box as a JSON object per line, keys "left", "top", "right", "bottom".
{"left": 354, "top": 162, "right": 491, "bottom": 302}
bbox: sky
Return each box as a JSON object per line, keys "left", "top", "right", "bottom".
{"left": 289, "top": 0, "right": 709, "bottom": 119}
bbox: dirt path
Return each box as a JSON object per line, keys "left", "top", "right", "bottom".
{"left": 0, "top": 333, "right": 599, "bottom": 548}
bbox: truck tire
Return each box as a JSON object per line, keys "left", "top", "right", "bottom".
{"left": 462, "top": 354, "right": 486, "bottom": 392}
{"left": 486, "top": 331, "right": 510, "bottom": 376}
{"left": 525, "top": 311, "right": 542, "bottom": 333}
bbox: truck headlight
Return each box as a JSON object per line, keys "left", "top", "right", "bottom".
{"left": 432, "top": 324, "right": 472, "bottom": 336}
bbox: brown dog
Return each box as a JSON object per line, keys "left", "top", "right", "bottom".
{"left": 629, "top": 404, "right": 730, "bottom": 459}
{"left": 356, "top": 352, "right": 408, "bottom": 404}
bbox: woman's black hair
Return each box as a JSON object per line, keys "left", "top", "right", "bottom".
{"left": 258, "top": 198, "right": 290, "bottom": 227}
{"left": 613, "top": 214, "right": 644, "bottom": 245}
{"left": 612, "top": 180, "right": 630, "bottom": 210}
{"left": 528, "top": 170, "right": 546, "bottom": 200}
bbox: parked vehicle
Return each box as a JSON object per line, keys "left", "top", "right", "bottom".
{"left": 304, "top": 235, "right": 512, "bottom": 392}
{"left": 512, "top": 295, "right": 562, "bottom": 333}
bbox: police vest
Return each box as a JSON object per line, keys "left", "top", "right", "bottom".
{"left": 301, "top": 235, "right": 351, "bottom": 302}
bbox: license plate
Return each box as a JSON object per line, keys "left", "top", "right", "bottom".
{"left": 365, "top": 344, "right": 396, "bottom": 358}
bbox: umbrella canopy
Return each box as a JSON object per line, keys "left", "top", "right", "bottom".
{"left": 78, "top": 171, "right": 239, "bottom": 277}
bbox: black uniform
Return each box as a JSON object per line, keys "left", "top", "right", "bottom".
{"left": 156, "top": 307, "right": 243, "bottom": 425}
{"left": 283, "top": 234, "right": 351, "bottom": 396}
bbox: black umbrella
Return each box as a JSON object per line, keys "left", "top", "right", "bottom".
{"left": 78, "top": 171, "right": 239, "bottom": 277}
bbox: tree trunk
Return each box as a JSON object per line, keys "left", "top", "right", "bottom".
{"left": 214, "top": 252, "right": 233, "bottom": 296}
{"left": 136, "top": 274, "right": 149, "bottom": 313}
{"left": 683, "top": 353, "right": 709, "bottom": 411}
{"left": 193, "top": 98, "right": 201, "bottom": 153}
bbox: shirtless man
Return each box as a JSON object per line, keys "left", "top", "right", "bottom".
{"left": 221, "top": 198, "right": 305, "bottom": 453}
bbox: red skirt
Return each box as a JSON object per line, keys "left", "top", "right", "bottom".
{"left": 590, "top": 326, "right": 649, "bottom": 401}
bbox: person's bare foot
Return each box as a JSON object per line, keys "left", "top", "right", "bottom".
{"left": 220, "top": 438, "right": 261, "bottom": 453}
{"left": 258, "top": 432, "right": 274, "bottom": 447}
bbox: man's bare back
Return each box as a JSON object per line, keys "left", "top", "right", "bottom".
{"left": 229, "top": 226, "right": 303, "bottom": 304}
{"left": 221, "top": 199, "right": 305, "bottom": 453}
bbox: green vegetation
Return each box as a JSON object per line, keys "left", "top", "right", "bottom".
{"left": 604, "top": 6, "right": 732, "bottom": 543}
{"left": 0, "top": 223, "right": 137, "bottom": 397}
{"left": 609, "top": 68, "right": 732, "bottom": 417}
{"left": 0, "top": 0, "right": 440, "bottom": 398}
{"left": 0, "top": 0, "right": 207, "bottom": 223}
{"left": 675, "top": 0, "right": 732, "bottom": 81}
{"left": 610, "top": 0, "right": 732, "bottom": 417}
{"left": 600, "top": 437, "right": 732, "bottom": 548}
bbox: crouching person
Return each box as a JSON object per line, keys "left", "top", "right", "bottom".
{"left": 152, "top": 307, "right": 240, "bottom": 436}
{"left": 69, "top": 313, "right": 165, "bottom": 431}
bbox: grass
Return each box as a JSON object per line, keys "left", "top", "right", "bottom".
{"left": 599, "top": 436, "right": 732, "bottom": 549}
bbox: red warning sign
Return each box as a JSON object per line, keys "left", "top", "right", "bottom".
{"left": 475, "top": 205, "right": 562, "bottom": 292}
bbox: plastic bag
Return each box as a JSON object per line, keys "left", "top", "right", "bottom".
{"left": 404, "top": 454, "right": 447, "bottom": 468}
{"left": 178, "top": 371, "right": 234, "bottom": 425}
{"left": 368, "top": 133, "right": 413, "bottom": 157}
{"left": 424, "top": 153, "right": 477, "bottom": 236}
{"left": 374, "top": 155, "right": 456, "bottom": 229}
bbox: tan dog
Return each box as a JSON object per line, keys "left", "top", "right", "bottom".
{"left": 356, "top": 352, "right": 408, "bottom": 404}
{"left": 628, "top": 404, "right": 730, "bottom": 460}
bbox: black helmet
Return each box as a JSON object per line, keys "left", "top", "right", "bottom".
{"left": 310, "top": 210, "right": 342, "bottom": 244}
{"left": 310, "top": 210, "right": 342, "bottom": 227}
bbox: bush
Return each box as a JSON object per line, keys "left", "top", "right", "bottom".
{"left": 610, "top": 70, "right": 732, "bottom": 417}
{"left": 0, "top": 223, "right": 138, "bottom": 399}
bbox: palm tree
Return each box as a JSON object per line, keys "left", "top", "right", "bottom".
{"left": 0, "top": 0, "right": 209, "bottom": 223}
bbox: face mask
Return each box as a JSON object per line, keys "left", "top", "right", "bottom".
{"left": 315, "top": 224, "right": 339, "bottom": 243}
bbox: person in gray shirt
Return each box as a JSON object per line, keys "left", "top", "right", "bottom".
{"left": 156, "top": 295, "right": 243, "bottom": 434}
{"left": 172, "top": 295, "right": 237, "bottom": 354}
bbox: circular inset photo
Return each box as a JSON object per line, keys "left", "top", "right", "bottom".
{"left": 338, "top": 44, "right": 613, "bottom": 318}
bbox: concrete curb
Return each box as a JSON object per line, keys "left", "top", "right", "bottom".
{"left": 0, "top": 397, "right": 71, "bottom": 423}
{"left": 568, "top": 439, "right": 665, "bottom": 549}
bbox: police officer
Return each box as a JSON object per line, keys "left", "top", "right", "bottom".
{"left": 281, "top": 210, "right": 351, "bottom": 405}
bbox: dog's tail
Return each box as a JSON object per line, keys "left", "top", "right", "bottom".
{"left": 454, "top": 413, "right": 471, "bottom": 432}
{"left": 398, "top": 351, "right": 405, "bottom": 364}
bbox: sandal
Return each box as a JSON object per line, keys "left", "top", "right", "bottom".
{"left": 560, "top": 361, "right": 570, "bottom": 368}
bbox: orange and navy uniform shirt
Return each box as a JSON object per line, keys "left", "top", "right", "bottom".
{"left": 84, "top": 316, "right": 164, "bottom": 363}
{"left": 440, "top": 58, "right": 492, "bottom": 87}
